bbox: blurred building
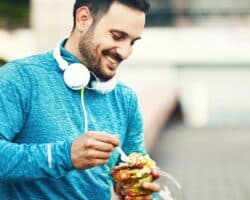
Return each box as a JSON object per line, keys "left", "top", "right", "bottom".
{"left": 148, "top": 0, "right": 250, "bottom": 26}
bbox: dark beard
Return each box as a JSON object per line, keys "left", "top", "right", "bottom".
{"left": 78, "top": 26, "right": 122, "bottom": 81}
{"left": 78, "top": 27, "right": 100, "bottom": 73}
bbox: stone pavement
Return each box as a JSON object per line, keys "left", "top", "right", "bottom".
{"left": 151, "top": 124, "right": 250, "bottom": 200}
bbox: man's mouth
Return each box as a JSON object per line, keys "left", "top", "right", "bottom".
{"left": 105, "top": 55, "right": 118, "bottom": 65}
{"left": 103, "top": 51, "right": 123, "bottom": 68}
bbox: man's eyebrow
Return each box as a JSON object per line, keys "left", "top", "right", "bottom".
{"left": 110, "top": 29, "right": 141, "bottom": 41}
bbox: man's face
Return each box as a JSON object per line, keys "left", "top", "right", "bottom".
{"left": 78, "top": 2, "right": 146, "bottom": 80}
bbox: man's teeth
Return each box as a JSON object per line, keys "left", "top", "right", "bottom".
{"left": 105, "top": 55, "right": 117, "bottom": 64}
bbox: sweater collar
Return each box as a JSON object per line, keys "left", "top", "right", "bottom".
{"left": 59, "top": 38, "right": 81, "bottom": 65}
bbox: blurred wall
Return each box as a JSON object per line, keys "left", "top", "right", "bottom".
{"left": 0, "top": 29, "right": 35, "bottom": 60}
{"left": 30, "top": 0, "right": 73, "bottom": 53}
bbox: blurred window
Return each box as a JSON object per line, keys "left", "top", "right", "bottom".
{"left": 146, "top": 0, "right": 250, "bottom": 27}
{"left": 0, "top": 0, "right": 30, "bottom": 29}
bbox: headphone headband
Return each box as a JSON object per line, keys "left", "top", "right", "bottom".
{"left": 53, "top": 43, "right": 68, "bottom": 71}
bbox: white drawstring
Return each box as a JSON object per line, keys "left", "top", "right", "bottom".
{"left": 81, "top": 88, "right": 88, "bottom": 132}
{"left": 47, "top": 143, "right": 52, "bottom": 168}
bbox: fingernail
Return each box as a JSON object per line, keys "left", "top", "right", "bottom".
{"left": 125, "top": 196, "right": 131, "bottom": 200}
{"left": 143, "top": 182, "right": 150, "bottom": 188}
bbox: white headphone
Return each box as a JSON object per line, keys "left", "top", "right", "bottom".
{"left": 53, "top": 43, "right": 117, "bottom": 93}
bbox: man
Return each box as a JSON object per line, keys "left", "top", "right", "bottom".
{"left": 0, "top": 0, "right": 160, "bottom": 199}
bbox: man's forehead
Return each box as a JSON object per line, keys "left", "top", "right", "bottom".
{"left": 99, "top": 2, "right": 146, "bottom": 38}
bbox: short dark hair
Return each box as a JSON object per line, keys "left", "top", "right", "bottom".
{"left": 72, "top": 0, "right": 150, "bottom": 29}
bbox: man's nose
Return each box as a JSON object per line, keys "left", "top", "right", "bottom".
{"left": 116, "top": 44, "right": 132, "bottom": 60}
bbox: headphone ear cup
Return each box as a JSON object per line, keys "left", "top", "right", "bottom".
{"left": 63, "top": 63, "right": 90, "bottom": 90}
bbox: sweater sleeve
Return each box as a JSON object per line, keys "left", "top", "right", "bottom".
{"left": 0, "top": 139, "right": 73, "bottom": 182}
{"left": 0, "top": 63, "right": 73, "bottom": 182}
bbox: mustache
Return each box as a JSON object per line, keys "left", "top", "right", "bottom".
{"left": 103, "top": 50, "right": 123, "bottom": 63}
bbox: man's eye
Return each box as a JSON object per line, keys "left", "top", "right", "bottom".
{"left": 112, "top": 35, "right": 119, "bottom": 40}
{"left": 112, "top": 34, "right": 123, "bottom": 40}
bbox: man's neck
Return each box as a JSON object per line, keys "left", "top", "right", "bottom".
{"left": 64, "top": 35, "right": 84, "bottom": 64}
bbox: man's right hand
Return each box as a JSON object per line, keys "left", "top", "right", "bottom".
{"left": 71, "top": 131, "right": 119, "bottom": 169}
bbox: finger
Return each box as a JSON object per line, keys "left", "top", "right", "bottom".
{"left": 151, "top": 168, "right": 160, "bottom": 179}
{"left": 125, "top": 196, "right": 132, "bottom": 200}
{"left": 85, "top": 158, "right": 110, "bottom": 167}
{"left": 83, "top": 135, "right": 117, "bottom": 152}
{"left": 125, "top": 195, "right": 152, "bottom": 200}
{"left": 88, "top": 132, "right": 120, "bottom": 146}
{"left": 85, "top": 149, "right": 111, "bottom": 160}
{"left": 88, "top": 139, "right": 116, "bottom": 152}
{"left": 142, "top": 182, "right": 161, "bottom": 193}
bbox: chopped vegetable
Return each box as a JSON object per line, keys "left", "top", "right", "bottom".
{"left": 111, "top": 152, "right": 156, "bottom": 196}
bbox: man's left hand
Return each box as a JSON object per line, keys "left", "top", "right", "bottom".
{"left": 115, "top": 169, "right": 161, "bottom": 200}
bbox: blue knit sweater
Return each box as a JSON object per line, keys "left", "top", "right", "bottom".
{"left": 0, "top": 46, "right": 146, "bottom": 199}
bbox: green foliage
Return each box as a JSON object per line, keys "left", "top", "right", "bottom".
{"left": 0, "top": 58, "right": 7, "bottom": 67}
{"left": 0, "top": 0, "right": 30, "bottom": 29}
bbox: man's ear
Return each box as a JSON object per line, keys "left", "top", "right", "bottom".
{"left": 75, "top": 6, "right": 93, "bottom": 32}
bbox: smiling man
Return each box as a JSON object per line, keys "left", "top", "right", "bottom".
{"left": 66, "top": 1, "right": 146, "bottom": 80}
{"left": 0, "top": 0, "right": 160, "bottom": 199}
